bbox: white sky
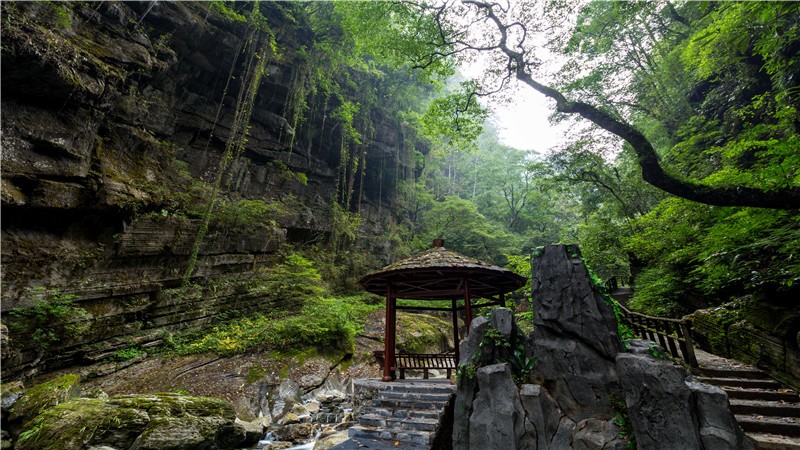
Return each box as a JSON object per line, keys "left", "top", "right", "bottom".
{"left": 491, "top": 89, "right": 564, "bottom": 154}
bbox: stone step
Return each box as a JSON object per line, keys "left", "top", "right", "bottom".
{"left": 359, "top": 414, "right": 391, "bottom": 428}
{"left": 359, "top": 414, "right": 437, "bottom": 430}
{"left": 700, "top": 367, "right": 771, "bottom": 380}
{"left": 724, "top": 388, "right": 800, "bottom": 402}
{"left": 407, "top": 409, "right": 442, "bottom": 420}
{"left": 746, "top": 432, "right": 800, "bottom": 450}
{"left": 379, "top": 390, "right": 453, "bottom": 402}
{"left": 730, "top": 399, "right": 800, "bottom": 417}
{"left": 360, "top": 406, "right": 441, "bottom": 421}
{"left": 736, "top": 415, "right": 800, "bottom": 437}
{"left": 348, "top": 425, "right": 433, "bottom": 446}
{"left": 384, "top": 383, "right": 456, "bottom": 394}
{"left": 698, "top": 377, "right": 784, "bottom": 390}
{"left": 400, "top": 418, "right": 439, "bottom": 432}
{"left": 360, "top": 407, "right": 394, "bottom": 418}
{"left": 372, "top": 397, "right": 447, "bottom": 410}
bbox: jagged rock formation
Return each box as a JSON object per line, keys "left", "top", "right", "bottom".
{"left": 453, "top": 245, "right": 754, "bottom": 450}
{"left": 1, "top": 2, "right": 421, "bottom": 381}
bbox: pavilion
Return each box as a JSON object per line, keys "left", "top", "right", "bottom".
{"left": 359, "top": 239, "right": 526, "bottom": 381}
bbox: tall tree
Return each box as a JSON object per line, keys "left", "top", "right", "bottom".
{"left": 365, "top": 0, "right": 800, "bottom": 209}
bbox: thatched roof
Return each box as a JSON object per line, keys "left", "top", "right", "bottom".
{"left": 359, "top": 244, "right": 525, "bottom": 300}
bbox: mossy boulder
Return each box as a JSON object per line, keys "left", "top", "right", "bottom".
{"left": 17, "top": 398, "right": 148, "bottom": 450}
{"left": 396, "top": 313, "right": 454, "bottom": 354}
{"left": 689, "top": 302, "right": 744, "bottom": 356}
{"left": 10, "top": 374, "right": 80, "bottom": 425}
{"left": 15, "top": 393, "right": 247, "bottom": 450}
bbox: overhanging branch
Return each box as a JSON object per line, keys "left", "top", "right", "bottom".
{"left": 463, "top": 0, "right": 800, "bottom": 209}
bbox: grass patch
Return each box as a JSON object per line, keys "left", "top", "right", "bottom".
{"left": 171, "top": 293, "right": 381, "bottom": 356}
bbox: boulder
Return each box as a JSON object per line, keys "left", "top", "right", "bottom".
{"left": 1, "top": 381, "right": 25, "bottom": 413}
{"left": 235, "top": 418, "right": 266, "bottom": 447}
{"left": 572, "top": 419, "right": 625, "bottom": 450}
{"left": 616, "top": 354, "right": 754, "bottom": 450}
{"left": 457, "top": 316, "right": 492, "bottom": 366}
{"left": 305, "top": 400, "right": 321, "bottom": 414}
{"left": 313, "top": 430, "right": 349, "bottom": 450}
{"left": 273, "top": 422, "right": 315, "bottom": 444}
{"left": 616, "top": 353, "right": 701, "bottom": 449}
{"left": 10, "top": 374, "right": 80, "bottom": 424}
{"left": 14, "top": 393, "right": 246, "bottom": 450}
{"left": 261, "top": 443, "right": 293, "bottom": 450}
{"left": 469, "top": 364, "right": 528, "bottom": 450}
{"left": 281, "top": 413, "right": 301, "bottom": 425}
{"left": 530, "top": 245, "right": 623, "bottom": 359}
{"left": 685, "top": 378, "right": 752, "bottom": 450}
{"left": 452, "top": 315, "right": 494, "bottom": 449}
{"left": 534, "top": 327, "right": 621, "bottom": 420}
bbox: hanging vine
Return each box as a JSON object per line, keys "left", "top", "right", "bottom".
{"left": 181, "top": 7, "right": 277, "bottom": 287}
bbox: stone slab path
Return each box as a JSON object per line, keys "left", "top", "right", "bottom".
{"left": 694, "top": 349, "right": 800, "bottom": 449}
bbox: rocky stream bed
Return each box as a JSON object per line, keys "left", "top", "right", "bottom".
{"left": 1, "top": 311, "right": 456, "bottom": 450}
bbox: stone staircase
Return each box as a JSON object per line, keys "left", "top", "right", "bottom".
{"left": 695, "top": 351, "right": 800, "bottom": 449}
{"left": 347, "top": 381, "right": 455, "bottom": 447}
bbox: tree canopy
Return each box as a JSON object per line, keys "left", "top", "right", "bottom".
{"left": 330, "top": 0, "right": 799, "bottom": 315}
{"left": 346, "top": 0, "right": 799, "bottom": 209}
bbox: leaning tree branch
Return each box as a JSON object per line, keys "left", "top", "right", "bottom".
{"left": 463, "top": 0, "right": 800, "bottom": 209}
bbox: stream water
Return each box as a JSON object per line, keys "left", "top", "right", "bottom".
{"left": 256, "top": 430, "right": 321, "bottom": 449}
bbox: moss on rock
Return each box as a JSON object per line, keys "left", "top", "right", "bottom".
{"left": 396, "top": 313, "right": 454, "bottom": 354}
{"left": 10, "top": 374, "right": 80, "bottom": 424}
{"left": 15, "top": 392, "right": 243, "bottom": 450}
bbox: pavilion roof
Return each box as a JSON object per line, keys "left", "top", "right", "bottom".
{"left": 359, "top": 245, "right": 525, "bottom": 300}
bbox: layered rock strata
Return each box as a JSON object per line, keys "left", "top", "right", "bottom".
{"left": 1, "top": 1, "right": 419, "bottom": 381}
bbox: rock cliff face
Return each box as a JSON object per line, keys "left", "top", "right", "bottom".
{"left": 1, "top": 2, "right": 419, "bottom": 381}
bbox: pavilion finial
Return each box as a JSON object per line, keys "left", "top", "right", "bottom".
{"left": 433, "top": 238, "right": 444, "bottom": 248}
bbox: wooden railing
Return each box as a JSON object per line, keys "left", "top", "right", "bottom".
{"left": 616, "top": 303, "right": 699, "bottom": 368}
{"left": 373, "top": 351, "right": 456, "bottom": 379}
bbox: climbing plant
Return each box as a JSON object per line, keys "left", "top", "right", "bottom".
{"left": 182, "top": 5, "right": 278, "bottom": 287}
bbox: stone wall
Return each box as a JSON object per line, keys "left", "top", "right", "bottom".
{"left": 0, "top": 2, "right": 418, "bottom": 381}
{"left": 690, "top": 297, "right": 800, "bottom": 391}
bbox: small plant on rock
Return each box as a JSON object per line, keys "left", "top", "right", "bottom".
{"left": 609, "top": 392, "right": 636, "bottom": 449}
{"left": 503, "top": 346, "right": 536, "bottom": 386}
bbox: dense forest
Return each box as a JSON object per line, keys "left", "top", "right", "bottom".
{"left": 271, "top": 0, "right": 800, "bottom": 316}
{"left": 343, "top": 0, "right": 800, "bottom": 318}
{"left": 2, "top": 0, "right": 799, "bottom": 399}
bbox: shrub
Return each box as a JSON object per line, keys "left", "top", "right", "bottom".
{"left": 4, "top": 287, "right": 93, "bottom": 349}
{"left": 173, "top": 294, "right": 380, "bottom": 356}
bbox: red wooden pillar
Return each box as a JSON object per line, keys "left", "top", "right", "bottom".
{"left": 383, "top": 284, "right": 396, "bottom": 382}
{"left": 464, "top": 278, "right": 473, "bottom": 335}
{"left": 451, "top": 298, "right": 460, "bottom": 365}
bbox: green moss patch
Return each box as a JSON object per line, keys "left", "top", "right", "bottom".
{"left": 11, "top": 374, "right": 80, "bottom": 424}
